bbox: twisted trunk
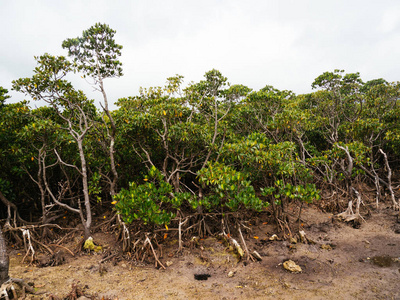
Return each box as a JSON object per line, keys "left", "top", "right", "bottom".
{"left": 0, "top": 227, "right": 9, "bottom": 285}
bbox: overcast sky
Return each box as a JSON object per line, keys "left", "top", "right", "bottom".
{"left": 1, "top": 0, "right": 400, "bottom": 109}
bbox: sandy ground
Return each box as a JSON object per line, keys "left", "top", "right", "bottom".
{"left": 7, "top": 205, "right": 400, "bottom": 300}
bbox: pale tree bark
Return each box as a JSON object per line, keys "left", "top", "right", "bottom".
{"left": 379, "top": 149, "right": 399, "bottom": 210}
{"left": 99, "top": 78, "right": 119, "bottom": 197}
{"left": 0, "top": 227, "right": 37, "bottom": 295}
{"left": 337, "top": 145, "right": 354, "bottom": 198}
{"left": 0, "top": 227, "right": 9, "bottom": 285}
{"left": 336, "top": 146, "right": 365, "bottom": 222}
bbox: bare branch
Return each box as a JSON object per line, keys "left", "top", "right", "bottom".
{"left": 54, "top": 149, "right": 82, "bottom": 175}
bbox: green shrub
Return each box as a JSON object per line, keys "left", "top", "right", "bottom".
{"left": 192, "top": 161, "right": 268, "bottom": 212}
{"left": 261, "top": 180, "right": 320, "bottom": 205}
{"left": 114, "top": 166, "right": 190, "bottom": 225}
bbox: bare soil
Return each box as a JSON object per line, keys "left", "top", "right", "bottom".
{"left": 8, "top": 204, "right": 400, "bottom": 299}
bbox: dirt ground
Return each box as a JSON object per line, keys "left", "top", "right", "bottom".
{"left": 7, "top": 204, "right": 400, "bottom": 300}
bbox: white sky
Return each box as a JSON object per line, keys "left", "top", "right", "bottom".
{"left": 1, "top": 0, "right": 400, "bottom": 109}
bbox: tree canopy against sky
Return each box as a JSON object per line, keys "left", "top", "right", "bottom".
{"left": 2, "top": 1, "right": 399, "bottom": 110}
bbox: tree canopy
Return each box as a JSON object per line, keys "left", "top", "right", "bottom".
{"left": 1, "top": 24, "right": 399, "bottom": 255}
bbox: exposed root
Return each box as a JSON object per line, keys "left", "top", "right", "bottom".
{"left": 99, "top": 253, "right": 117, "bottom": 264}
{"left": 177, "top": 217, "right": 189, "bottom": 254}
{"left": 117, "top": 214, "right": 131, "bottom": 252}
{"left": 31, "top": 235, "right": 53, "bottom": 256}
{"left": 48, "top": 244, "right": 74, "bottom": 257}
{"left": 276, "top": 218, "right": 292, "bottom": 238}
{"left": 21, "top": 229, "right": 35, "bottom": 263}
{"left": 144, "top": 235, "right": 165, "bottom": 269}
{"left": 237, "top": 226, "right": 255, "bottom": 262}
{"left": 336, "top": 187, "right": 365, "bottom": 223}
{"left": 220, "top": 232, "right": 244, "bottom": 260}
{"left": 0, "top": 277, "right": 41, "bottom": 299}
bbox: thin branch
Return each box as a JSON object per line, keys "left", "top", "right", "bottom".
{"left": 54, "top": 149, "right": 82, "bottom": 175}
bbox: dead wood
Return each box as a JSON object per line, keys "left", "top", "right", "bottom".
{"left": 336, "top": 187, "right": 365, "bottom": 222}
{"left": 220, "top": 232, "right": 244, "bottom": 260}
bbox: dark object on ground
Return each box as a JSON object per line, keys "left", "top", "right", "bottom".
{"left": 37, "top": 251, "right": 66, "bottom": 267}
{"left": 194, "top": 274, "right": 211, "bottom": 280}
{"left": 371, "top": 255, "right": 394, "bottom": 267}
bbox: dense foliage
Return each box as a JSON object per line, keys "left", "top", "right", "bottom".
{"left": 1, "top": 25, "right": 400, "bottom": 242}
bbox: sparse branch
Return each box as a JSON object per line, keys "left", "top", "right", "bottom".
{"left": 41, "top": 157, "right": 80, "bottom": 214}
{"left": 54, "top": 149, "right": 82, "bottom": 175}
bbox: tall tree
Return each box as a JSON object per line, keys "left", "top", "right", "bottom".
{"left": 62, "top": 23, "right": 123, "bottom": 197}
{"left": 13, "top": 54, "right": 96, "bottom": 239}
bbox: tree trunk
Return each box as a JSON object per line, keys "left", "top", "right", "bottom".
{"left": 100, "top": 79, "right": 119, "bottom": 197}
{"left": 0, "top": 227, "right": 9, "bottom": 285}
{"left": 78, "top": 139, "right": 92, "bottom": 240}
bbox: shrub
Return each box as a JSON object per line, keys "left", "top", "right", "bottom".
{"left": 192, "top": 161, "right": 268, "bottom": 212}
{"left": 114, "top": 166, "right": 190, "bottom": 225}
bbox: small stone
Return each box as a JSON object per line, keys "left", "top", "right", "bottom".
{"left": 320, "top": 244, "right": 332, "bottom": 251}
{"left": 299, "top": 230, "right": 307, "bottom": 243}
{"left": 121, "top": 263, "right": 127, "bottom": 268}
{"left": 283, "top": 282, "right": 291, "bottom": 288}
{"left": 166, "top": 261, "right": 173, "bottom": 267}
{"left": 283, "top": 260, "right": 302, "bottom": 273}
{"left": 228, "top": 271, "right": 235, "bottom": 278}
{"left": 269, "top": 234, "right": 279, "bottom": 241}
